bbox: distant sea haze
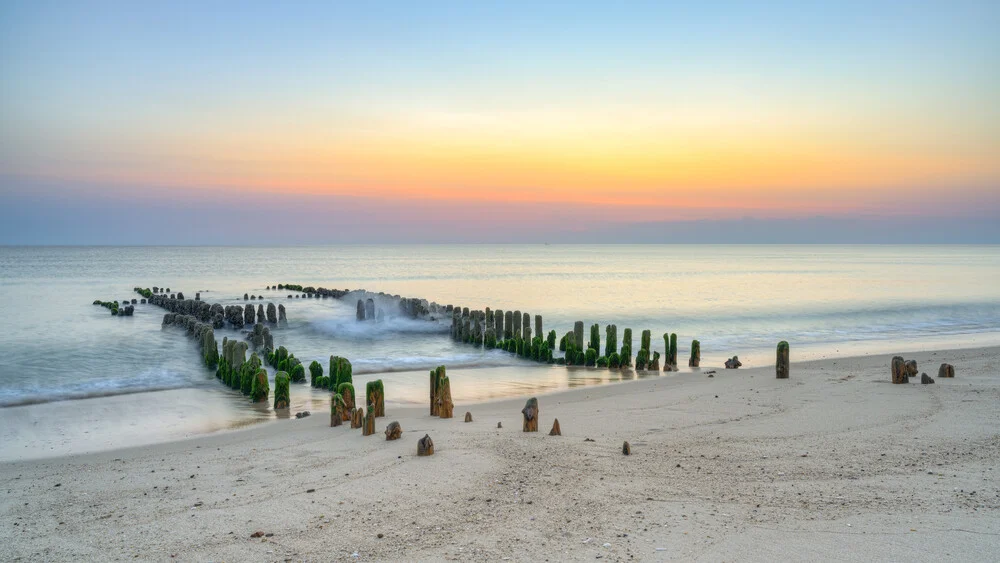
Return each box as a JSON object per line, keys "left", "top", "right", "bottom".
{"left": 2, "top": 182, "right": 999, "bottom": 244}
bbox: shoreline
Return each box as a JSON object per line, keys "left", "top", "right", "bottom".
{"left": 3, "top": 334, "right": 1000, "bottom": 463}
{"left": 2, "top": 344, "right": 998, "bottom": 560}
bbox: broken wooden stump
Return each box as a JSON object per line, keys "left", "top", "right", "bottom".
{"left": 904, "top": 359, "right": 919, "bottom": 378}
{"left": 331, "top": 394, "right": 346, "bottom": 427}
{"left": 549, "top": 418, "right": 561, "bottom": 436}
{"left": 725, "top": 356, "right": 742, "bottom": 369}
{"left": 521, "top": 397, "right": 538, "bottom": 432}
{"left": 362, "top": 407, "right": 376, "bottom": 436}
{"left": 350, "top": 407, "right": 363, "bottom": 429}
{"left": 417, "top": 434, "right": 434, "bottom": 456}
{"left": 622, "top": 441, "right": 631, "bottom": 455}
{"left": 921, "top": 373, "right": 935, "bottom": 384}
{"left": 938, "top": 363, "right": 955, "bottom": 378}
{"left": 384, "top": 421, "right": 402, "bottom": 440}
{"left": 891, "top": 356, "right": 908, "bottom": 384}
{"left": 464, "top": 412, "right": 473, "bottom": 423}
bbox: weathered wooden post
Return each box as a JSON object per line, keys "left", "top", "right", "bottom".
{"left": 547, "top": 330, "right": 556, "bottom": 350}
{"left": 522, "top": 312, "right": 530, "bottom": 337}
{"left": 266, "top": 302, "right": 277, "bottom": 323}
{"left": 278, "top": 304, "right": 286, "bottom": 325}
{"left": 589, "top": 324, "right": 600, "bottom": 355}
{"left": 464, "top": 412, "right": 473, "bottom": 422}
{"left": 365, "top": 298, "right": 375, "bottom": 320}
{"left": 636, "top": 329, "right": 652, "bottom": 370}
{"left": 891, "top": 355, "right": 907, "bottom": 384}
{"left": 362, "top": 407, "right": 376, "bottom": 436}
{"left": 250, "top": 369, "right": 269, "bottom": 403}
{"left": 574, "top": 321, "right": 585, "bottom": 351}
{"left": 337, "top": 383, "right": 355, "bottom": 419}
{"left": 513, "top": 310, "right": 522, "bottom": 338}
{"left": 351, "top": 407, "right": 364, "bottom": 429}
{"left": 938, "top": 363, "right": 955, "bottom": 378}
{"left": 495, "top": 309, "right": 504, "bottom": 341}
{"left": 366, "top": 380, "right": 385, "bottom": 417}
{"left": 664, "top": 333, "right": 677, "bottom": 367}
{"left": 535, "top": 315, "right": 543, "bottom": 340}
{"left": 521, "top": 397, "right": 538, "bottom": 432}
{"left": 689, "top": 340, "right": 701, "bottom": 367}
{"left": 776, "top": 341, "right": 790, "bottom": 379}
{"left": 356, "top": 299, "right": 365, "bottom": 321}
{"left": 331, "top": 393, "right": 346, "bottom": 426}
{"left": 549, "top": 418, "right": 561, "bottom": 436}
{"left": 621, "top": 328, "right": 633, "bottom": 368}
{"left": 436, "top": 371, "right": 454, "bottom": 419}
{"left": 504, "top": 311, "right": 513, "bottom": 339}
{"left": 274, "top": 372, "right": 290, "bottom": 409}
{"left": 605, "top": 324, "right": 617, "bottom": 358}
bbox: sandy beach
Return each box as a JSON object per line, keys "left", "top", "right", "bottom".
{"left": 2, "top": 346, "right": 998, "bottom": 562}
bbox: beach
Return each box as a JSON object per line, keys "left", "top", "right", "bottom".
{"left": 2, "top": 346, "right": 997, "bottom": 562}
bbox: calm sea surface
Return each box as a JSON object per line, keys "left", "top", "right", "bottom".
{"left": 2, "top": 245, "right": 998, "bottom": 459}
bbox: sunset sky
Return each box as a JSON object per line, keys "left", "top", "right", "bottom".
{"left": 1, "top": 1, "right": 998, "bottom": 243}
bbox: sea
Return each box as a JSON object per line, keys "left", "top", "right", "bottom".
{"left": 2, "top": 245, "right": 998, "bottom": 460}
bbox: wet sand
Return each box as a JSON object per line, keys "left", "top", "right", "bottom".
{"left": 1, "top": 346, "right": 998, "bottom": 561}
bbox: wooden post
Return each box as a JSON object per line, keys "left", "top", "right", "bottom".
{"left": 521, "top": 397, "right": 538, "bottom": 432}
{"left": 776, "top": 341, "right": 790, "bottom": 379}
{"left": 689, "top": 340, "right": 701, "bottom": 368}
{"left": 573, "top": 321, "right": 584, "bottom": 351}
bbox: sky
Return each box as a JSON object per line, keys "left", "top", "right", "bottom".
{"left": 1, "top": 1, "right": 998, "bottom": 243}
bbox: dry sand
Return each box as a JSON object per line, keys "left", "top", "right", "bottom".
{"left": 1, "top": 347, "right": 998, "bottom": 561}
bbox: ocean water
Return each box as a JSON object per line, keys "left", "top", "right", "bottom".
{"left": 2, "top": 245, "right": 999, "bottom": 460}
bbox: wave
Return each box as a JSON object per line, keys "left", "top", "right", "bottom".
{"left": 308, "top": 316, "right": 449, "bottom": 338}
{"left": 0, "top": 367, "right": 204, "bottom": 408}
{"left": 350, "top": 350, "right": 525, "bottom": 375}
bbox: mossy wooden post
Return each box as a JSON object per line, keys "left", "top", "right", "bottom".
{"left": 589, "top": 324, "right": 600, "bottom": 355}
{"left": 366, "top": 379, "right": 385, "bottom": 417}
{"left": 891, "top": 355, "right": 907, "bottom": 384}
{"left": 547, "top": 330, "right": 556, "bottom": 350}
{"left": 503, "top": 311, "right": 513, "bottom": 339}
{"left": 535, "top": 315, "right": 543, "bottom": 340}
{"left": 351, "top": 407, "right": 364, "bottom": 429}
{"left": 250, "top": 369, "right": 269, "bottom": 403}
{"left": 485, "top": 327, "right": 497, "bottom": 349}
{"left": 664, "top": 333, "right": 677, "bottom": 366}
{"left": 776, "top": 341, "right": 790, "bottom": 379}
{"left": 573, "top": 321, "right": 584, "bottom": 351}
{"left": 274, "top": 372, "right": 290, "bottom": 409}
{"left": 605, "top": 324, "right": 617, "bottom": 358}
{"left": 636, "top": 330, "right": 652, "bottom": 370}
{"left": 331, "top": 393, "right": 346, "bottom": 426}
{"left": 563, "top": 331, "right": 576, "bottom": 365}
{"left": 522, "top": 312, "right": 530, "bottom": 337}
{"left": 337, "top": 383, "right": 355, "bottom": 419}
{"left": 521, "top": 397, "right": 538, "bottom": 432}
{"left": 689, "top": 340, "right": 701, "bottom": 368}
{"left": 289, "top": 363, "right": 306, "bottom": 383}
{"left": 430, "top": 365, "right": 446, "bottom": 416}
{"left": 621, "top": 328, "right": 633, "bottom": 368}
{"left": 585, "top": 347, "right": 598, "bottom": 366}
{"left": 513, "top": 310, "right": 522, "bottom": 338}
{"left": 362, "top": 407, "right": 376, "bottom": 436}
{"left": 495, "top": 309, "right": 504, "bottom": 341}
{"left": 202, "top": 328, "right": 218, "bottom": 368}
{"left": 309, "top": 361, "right": 323, "bottom": 387}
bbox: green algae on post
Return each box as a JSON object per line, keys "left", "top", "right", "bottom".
{"left": 777, "top": 341, "right": 790, "bottom": 379}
